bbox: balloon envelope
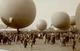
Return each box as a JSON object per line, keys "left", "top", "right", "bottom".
{"left": 0, "top": 0, "right": 36, "bottom": 29}
{"left": 36, "top": 20, "right": 47, "bottom": 31}
{"left": 51, "top": 12, "right": 70, "bottom": 30}
{"left": 76, "top": 3, "right": 80, "bottom": 31}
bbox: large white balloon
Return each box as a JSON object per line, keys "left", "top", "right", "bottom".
{"left": 0, "top": 0, "right": 36, "bottom": 29}
{"left": 51, "top": 12, "right": 70, "bottom": 30}
{"left": 76, "top": 3, "right": 80, "bottom": 31}
{"left": 70, "top": 16, "right": 76, "bottom": 25}
{"left": 36, "top": 20, "right": 47, "bottom": 31}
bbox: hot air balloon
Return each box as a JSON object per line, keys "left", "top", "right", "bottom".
{"left": 70, "top": 16, "right": 76, "bottom": 26}
{"left": 36, "top": 20, "right": 47, "bottom": 31}
{"left": 51, "top": 12, "right": 70, "bottom": 30}
{"left": 76, "top": 3, "right": 80, "bottom": 31}
{"left": 0, "top": 0, "right": 36, "bottom": 33}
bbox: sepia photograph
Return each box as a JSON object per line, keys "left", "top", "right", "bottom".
{"left": 0, "top": 0, "right": 80, "bottom": 51}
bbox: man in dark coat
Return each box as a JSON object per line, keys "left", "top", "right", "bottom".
{"left": 23, "top": 38, "right": 28, "bottom": 48}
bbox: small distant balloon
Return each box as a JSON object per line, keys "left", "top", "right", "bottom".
{"left": 0, "top": 0, "right": 36, "bottom": 29}
{"left": 36, "top": 20, "right": 47, "bottom": 31}
{"left": 51, "top": 12, "right": 70, "bottom": 30}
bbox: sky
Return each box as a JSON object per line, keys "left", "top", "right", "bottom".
{"left": 0, "top": 0, "right": 80, "bottom": 30}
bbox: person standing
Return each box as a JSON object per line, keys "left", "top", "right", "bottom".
{"left": 72, "top": 35, "right": 76, "bottom": 51}
{"left": 50, "top": 34, "right": 55, "bottom": 44}
{"left": 31, "top": 35, "right": 36, "bottom": 48}
{"left": 23, "top": 38, "right": 28, "bottom": 48}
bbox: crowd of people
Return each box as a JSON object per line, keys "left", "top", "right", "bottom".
{"left": 0, "top": 31, "right": 79, "bottom": 51}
